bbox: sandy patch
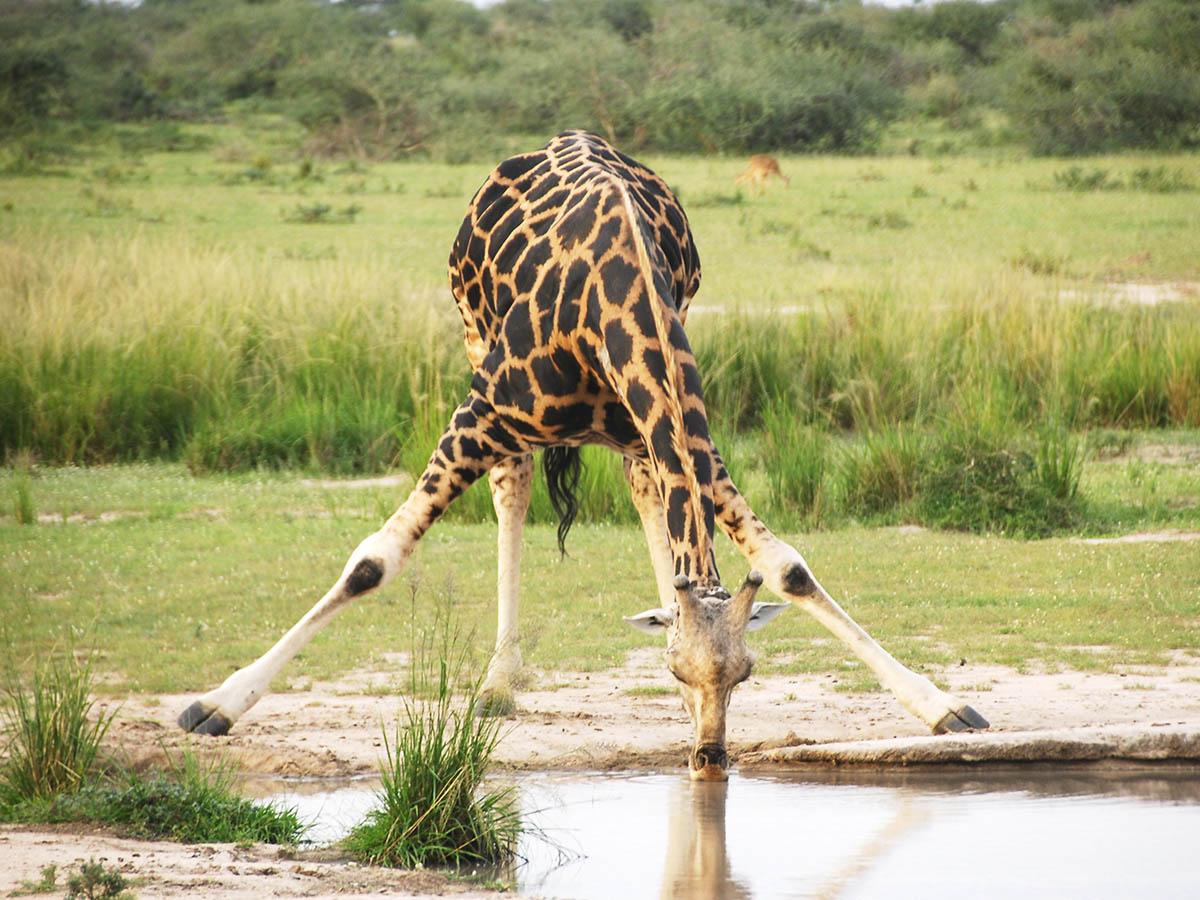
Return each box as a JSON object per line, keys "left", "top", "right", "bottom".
{"left": 300, "top": 475, "right": 412, "bottom": 490}
{"left": 105, "top": 655, "right": 1200, "bottom": 778}
{"left": 0, "top": 834, "right": 499, "bottom": 900}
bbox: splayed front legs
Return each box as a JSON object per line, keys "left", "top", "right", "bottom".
{"left": 713, "top": 473, "right": 989, "bottom": 734}
{"left": 179, "top": 394, "right": 509, "bottom": 736}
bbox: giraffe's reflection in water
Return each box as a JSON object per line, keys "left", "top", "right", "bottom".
{"left": 659, "top": 779, "right": 751, "bottom": 900}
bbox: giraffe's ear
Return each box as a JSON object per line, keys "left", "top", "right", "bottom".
{"left": 746, "top": 602, "right": 788, "bottom": 632}
{"left": 623, "top": 608, "right": 675, "bottom": 634}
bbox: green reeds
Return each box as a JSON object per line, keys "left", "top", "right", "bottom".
{"left": 836, "top": 424, "right": 925, "bottom": 519}
{"left": 8, "top": 451, "right": 35, "bottom": 524}
{"left": 0, "top": 648, "right": 304, "bottom": 843}
{"left": 1, "top": 231, "right": 1195, "bottom": 535}
{"left": 760, "top": 400, "right": 829, "bottom": 526}
{"left": 0, "top": 651, "right": 117, "bottom": 804}
{"left": 344, "top": 611, "right": 519, "bottom": 868}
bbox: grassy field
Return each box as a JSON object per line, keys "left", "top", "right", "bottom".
{"left": 4, "top": 125, "right": 1199, "bottom": 532}
{"left": 2, "top": 123, "right": 1199, "bottom": 689}
{"left": 1, "top": 463, "right": 1198, "bottom": 694}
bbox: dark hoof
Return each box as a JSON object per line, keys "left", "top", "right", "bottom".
{"left": 473, "top": 691, "right": 516, "bottom": 718}
{"left": 178, "top": 701, "right": 233, "bottom": 736}
{"left": 933, "top": 705, "right": 990, "bottom": 734}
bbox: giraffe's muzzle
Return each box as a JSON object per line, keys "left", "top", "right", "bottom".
{"left": 690, "top": 744, "right": 730, "bottom": 781}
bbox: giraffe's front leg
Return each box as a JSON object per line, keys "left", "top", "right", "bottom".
{"left": 177, "top": 515, "right": 420, "bottom": 735}
{"left": 475, "top": 454, "right": 534, "bottom": 717}
{"left": 713, "top": 463, "right": 989, "bottom": 734}
{"left": 179, "top": 394, "right": 511, "bottom": 735}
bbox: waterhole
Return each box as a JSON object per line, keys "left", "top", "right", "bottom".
{"left": 256, "top": 765, "right": 1200, "bottom": 899}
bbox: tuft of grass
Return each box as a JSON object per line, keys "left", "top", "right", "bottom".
{"left": 760, "top": 402, "right": 829, "bottom": 526}
{"left": 344, "top": 613, "right": 519, "bottom": 869}
{"left": 1128, "top": 166, "right": 1194, "bottom": 193}
{"left": 831, "top": 676, "right": 884, "bottom": 693}
{"left": 11, "top": 864, "right": 58, "bottom": 897}
{"left": 916, "top": 417, "right": 1083, "bottom": 538}
{"left": 837, "top": 424, "right": 925, "bottom": 519}
{"left": 1010, "top": 248, "right": 1065, "bottom": 275}
{"left": 6, "top": 744, "right": 306, "bottom": 843}
{"left": 43, "top": 747, "right": 305, "bottom": 843}
{"left": 624, "top": 684, "right": 675, "bottom": 697}
{"left": 9, "top": 451, "right": 36, "bottom": 524}
{"left": 64, "top": 859, "right": 132, "bottom": 900}
{"left": 1086, "top": 428, "right": 1136, "bottom": 460}
{"left": 282, "top": 202, "right": 362, "bottom": 224}
{"left": 0, "top": 650, "right": 118, "bottom": 803}
{"left": 1052, "top": 166, "right": 1119, "bottom": 192}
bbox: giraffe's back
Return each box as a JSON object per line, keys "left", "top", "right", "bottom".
{"left": 448, "top": 131, "right": 701, "bottom": 371}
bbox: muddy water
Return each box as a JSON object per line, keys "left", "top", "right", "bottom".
{"left": 259, "top": 766, "right": 1200, "bottom": 899}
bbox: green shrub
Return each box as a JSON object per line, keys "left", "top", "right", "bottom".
{"left": 837, "top": 424, "right": 926, "bottom": 519}
{"left": 65, "top": 859, "right": 131, "bottom": 900}
{"left": 916, "top": 419, "right": 1083, "bottom": 537}
{"left": 344, "top": 610, "right": 519, "bottom": 868}
{"left": 0, "top": 652, "right": 117, "bottom": 804}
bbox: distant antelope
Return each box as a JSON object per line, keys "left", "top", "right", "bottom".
{"left": 734, "top": 154, "right": 789, "bottom": 193}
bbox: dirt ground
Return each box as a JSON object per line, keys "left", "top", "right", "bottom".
{"left": 4, "top": 652, "right": 1200, "bottom": 899}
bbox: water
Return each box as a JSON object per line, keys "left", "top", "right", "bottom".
{"left": 258, "top": 765, "right": 1200, "bottom": 899}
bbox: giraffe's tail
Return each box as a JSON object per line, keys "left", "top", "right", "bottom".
{"left": 543, "top": 445, "right": 582, "bottom": 556}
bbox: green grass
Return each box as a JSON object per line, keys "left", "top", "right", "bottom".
{"left": 343, "top": 621, "right": 518, "bottom": 868}
{"left": 1, "top": 463, "right": 1197, "bottom": 693}
{"left": 2, "top": 127, "right": 1199, "bottom": 481}
{"left": 25, "top": 749, "right": 306, "bottom": 844}
{"left": 0, "top": 125, "right": 1198, "bottom": 692}
{"left": 0, "top": 647, "right": 305, "bottom": 843}
{"left": 0, "top": 650, "right": 117, "bottom": 802}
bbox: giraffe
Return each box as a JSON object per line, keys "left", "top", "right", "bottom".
{"left": 178, "top": 131, "right": 987, "bottom": 781}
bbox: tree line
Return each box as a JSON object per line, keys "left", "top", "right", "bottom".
{"left": 3, "top": 0, "right": 1198, "bottom": 157}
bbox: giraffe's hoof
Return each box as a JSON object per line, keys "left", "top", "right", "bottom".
{"left": 178, "top": 701, "right": 233, "bottom": 736}
{"left": 473, "top": 689, "right": 517, "bottom": 718}
{"left": 933, "top": 704, "right": 990, "bottom": 734}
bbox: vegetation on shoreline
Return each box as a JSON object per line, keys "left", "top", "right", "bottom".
{"left": 0, "top": 650, "right": 306, "bottom": 843}
{"left": 344, "top": 611, "right": 519, "bottom": 868}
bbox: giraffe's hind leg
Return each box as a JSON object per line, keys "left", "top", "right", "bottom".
{"left": 179, "top": 394, "right": 518, "bottom": 735}
{"left": 624, "top": 456, "right": 679, "bottom": 611}
{"left": 475, "top": 454, "right": 534, "bottom": 717}
{"left": 710, "top": 449, "right": 989, "bottom": 734}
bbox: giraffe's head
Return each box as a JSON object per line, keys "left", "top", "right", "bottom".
{"left": 625, "top": 571, "right": 787, "bottom": 781}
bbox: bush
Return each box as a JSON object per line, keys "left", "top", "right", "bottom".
{"left": 343, "top": 614, "right": 518, "bottom": 868}
{"left": 0, "top": 45, "right": 69, "bottom": 130}
{"left": 0, "top": 652, "right": 117, "bottom": 804}
{"left": 1004, "top": 15, "right": 1200, "bottom": 154}
{"left": 916, "top": 420, "right": 1083, "bottom": 537}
